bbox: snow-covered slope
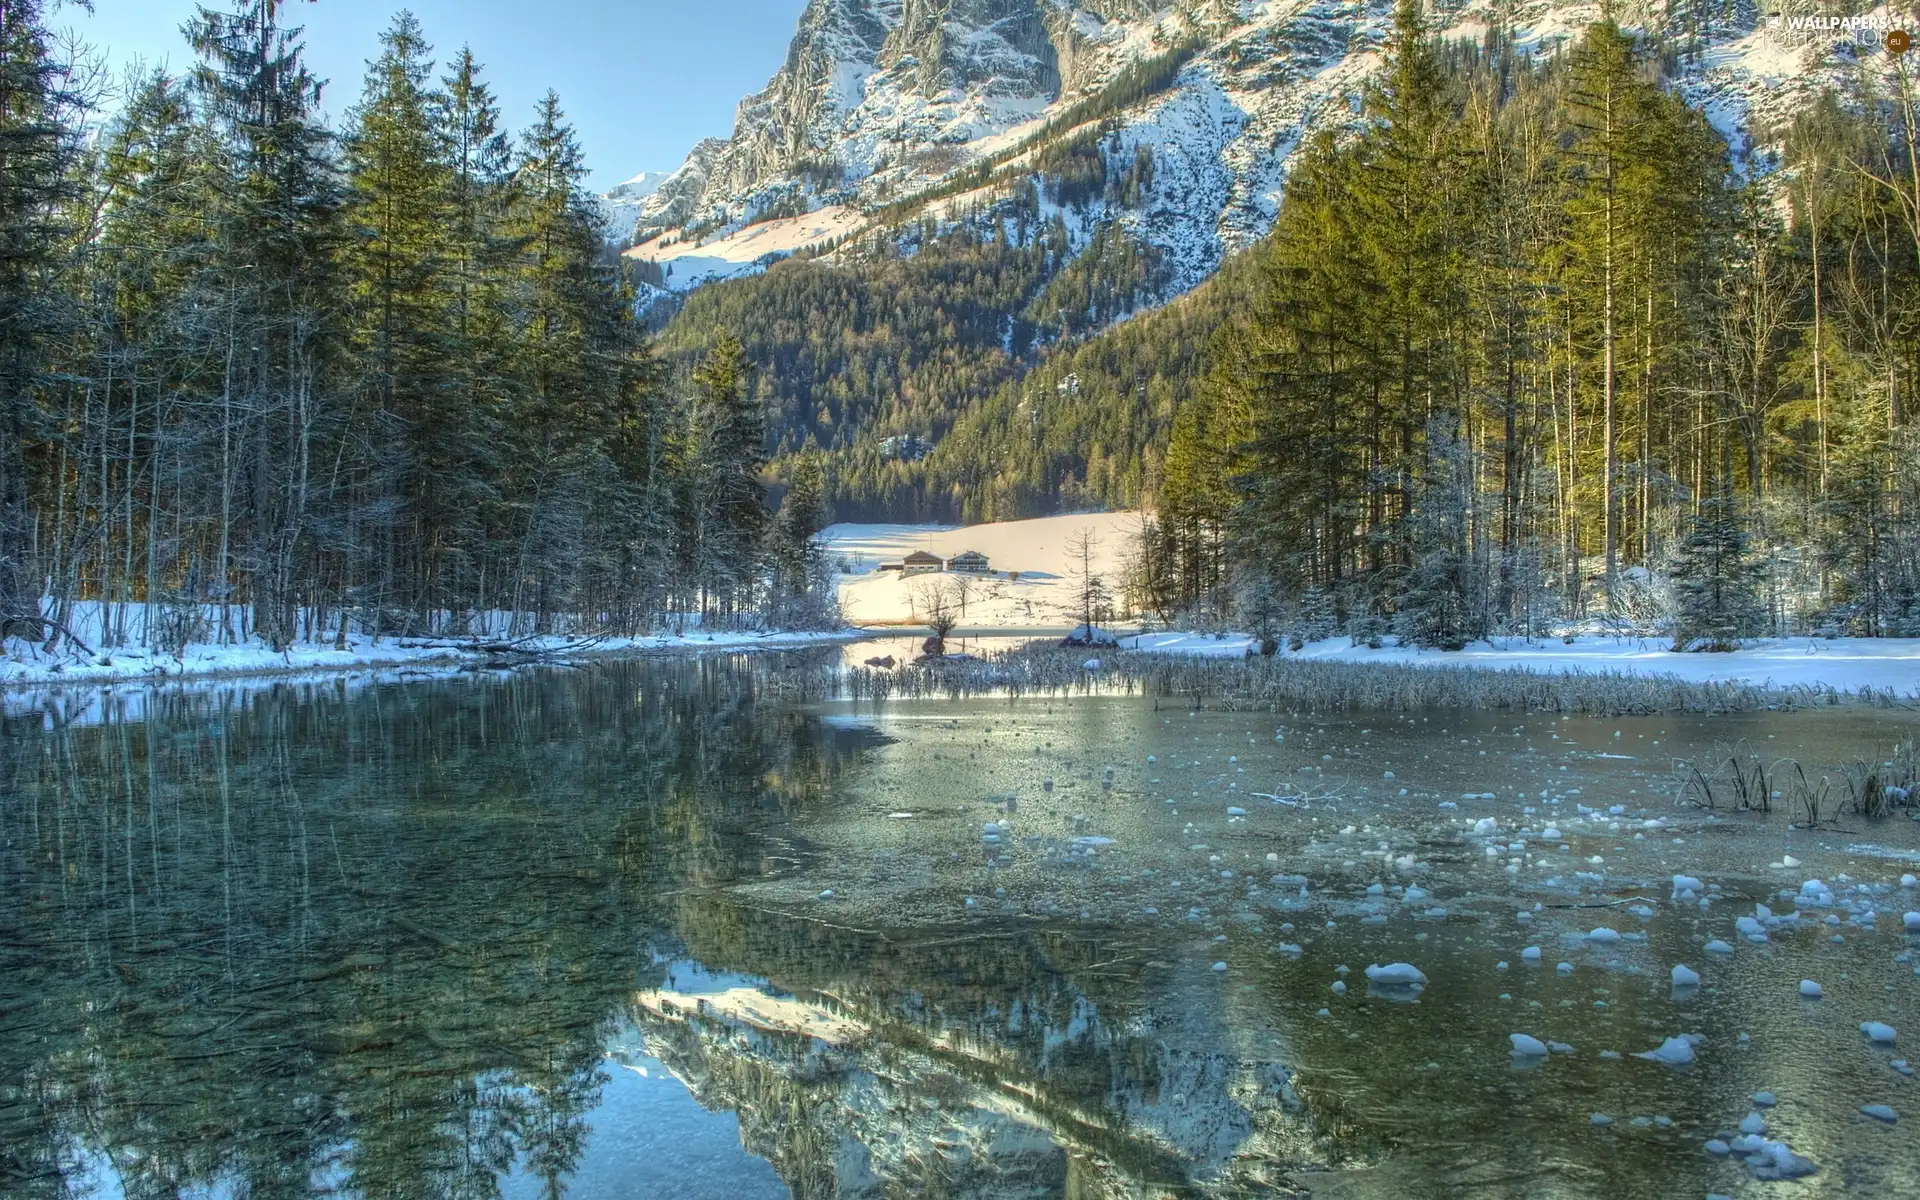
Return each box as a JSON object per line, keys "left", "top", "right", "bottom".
{"left": 625, "top": 0, "right": 1889, "bottom": 298}
{"left": 824, "top": 512, "right": 1142, "bottom": 627}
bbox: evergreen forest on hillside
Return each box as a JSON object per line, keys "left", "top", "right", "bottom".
{"left": 6, "top": 0, "right": 1920, "bottom": 652}
{"left": 1146, "top": 4, "right": 1920, "bottom": 646}
{"left": 662, "top": 3, "right": 1920, "bottom": 645}
{"left": 0, "top": 1, "right": 829, "bottom": 655}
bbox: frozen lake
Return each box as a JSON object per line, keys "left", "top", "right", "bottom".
{"left": 4, "top": 652, "right": 1916, "bottom": 1197}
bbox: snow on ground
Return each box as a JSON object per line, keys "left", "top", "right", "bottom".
{"left": 822, "top": 512, "right": 1141, "bottom": 628}
{"left": 2, "top": 599, "right": 857, "bottom": 692}
{"left": 624, "top": 206, "right": 864, "bottom": 291}
{"left": 1121, "top": 631, "right": 1920, "bottom": 696}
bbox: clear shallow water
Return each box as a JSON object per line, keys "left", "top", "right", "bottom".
{"left": 3, "top": 655, "right": 1917, "bottom": 1198}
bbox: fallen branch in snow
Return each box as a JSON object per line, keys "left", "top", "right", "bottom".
{"left": 2, "top": 613, "right": 95, "bottom": 658}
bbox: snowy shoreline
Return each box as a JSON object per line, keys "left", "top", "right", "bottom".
{"left": 0, "top": 627, "right": 869, "bottom": 694}
{"left": 1117, "top": 632, "right": 1920, "bottom": 699}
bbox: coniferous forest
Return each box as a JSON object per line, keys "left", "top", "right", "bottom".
{"left": 7, "top": 0, "right": 1920, "bottom": 656}
{"left": 0, "top": 0, "right": 829, "bottom": 657}
{"left": 1138, "top": 6, "right": 1920, "bottom": 648}
{"left": 653, "top": 4, "right": 1920, "bottom": 652}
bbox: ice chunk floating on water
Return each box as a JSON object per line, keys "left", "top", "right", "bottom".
{"left": 1637, "top": 1036, "right": 1696, "bottom": 1065}
{"left": 1861, "top": 1104, "right": 1898, "bottom": 1123}
{"left": 1510, "top": 1033, "right": 1548, "bottom": 1057}
{"left": 1861, "top": 1022, "right": 1897, "bottom": 1044}
{"left": 1740, "top": 1139, "right": 1819, "bottom": 1180}
{"left": 1365, "top": 962, "right": 1429, "bottom": 986}
{"left": 1671, "top": 964, "right": 1701, "bottom": 988}
{"left": 1800, "top": 980, "right": 1823, "bottom": 998}
{"left": 1587, "top": 927, "right": 1622, "bottom": 944}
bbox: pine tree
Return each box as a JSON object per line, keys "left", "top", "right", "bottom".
{"left": 343, "top": 12, "right": 460, "bottom": 617}
{"left": 1668, "top": 490, "right": 1763, "bottom": 651}
{"left": 0, "top": 0, "right": 81, "bottom": 636}
{"left": 1396, "top": 418, "right": 1489, "bottom": 649}
{"left": 187, "top": 0, "right": 343, "bottom": 649}
{"left": 672, "top": 334, "right": 767, "bottom": 618}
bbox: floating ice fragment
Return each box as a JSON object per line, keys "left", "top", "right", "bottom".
{"left": 1741, "top": 1139, "right": 1818, "bottom": 1180}
{"left": 1861, "top": 1021, "right": 1897, "bottom": 1044}
{"left": 1861, "top": 1104, "right": 1898, "bottom": 1123}
{"left": 1704, "top": 1140, "right": 1731, "bottom": 1157}
{"left": 1521, "top": 945, "right": 1542, "bottom": 961}
{"left": 1705, "top": 939, "right": 1734, "bottom": 953}
{"left": 1589, "top": 1113, "right": 1612, "bottom": 1126}
{"left": 817, "top": 889, "right": 834, "bottom": 899}
{"left": 1473, "top": 817, "right": 1499, "bottom": 835}
{"left": 1904, "top": 911, "right": 1920, "bottom": 931}
{"left": 1798, "top": 879, "right": 1834, "bottom": 906}
{"left": 1557, "top": 962, "right": 1574, "bottom": 974}
{"left": 1365, "top": 962, "right": 1429, "bottom": 986}
{"left": 1541, "top": 826, "right": 1562, "bottom": 840}
{"left": 1671, "top": 874, "right": 1706, "bottom": 897}
{"left": 1637, "top": 1036, "right": 1696, "bottom": 1065}
{"left": 1331, "top": 980, "right": 1346, "bottom": 995}
{"left": 1799, "top": 980, "right": 1823, "bottom": 998}
{"left": 1902, "top": 874, "right": 1917, "bottom": 889}
{"left": 1752, "top": 1091, "right": 1776, "bottom": 1108}
{"left": 1210, "top": 961, "right": 1228, "bottom": 973}
{"left": 1671, "top": 964, "right": 1701, "bottom": 988}
{"left": 1226, "top": 806, "right": 1247, "bottom": 817}
{"left": 1739, "top": 1112, "right": 1766, "bottom": 1135}
{"left": 1587, "top": 927, "right": 1622, "bottom": 944}
{"left": 1510, "top": 1033, "right": 1548, "bottom": 1056}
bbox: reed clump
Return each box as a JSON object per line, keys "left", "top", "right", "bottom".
{"left": 1674, "top": 737, "right": 1919, "bottom": 825}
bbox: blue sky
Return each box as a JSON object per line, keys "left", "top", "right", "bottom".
{"left": 65, "top": 0, "right": 810, "bottom": 189}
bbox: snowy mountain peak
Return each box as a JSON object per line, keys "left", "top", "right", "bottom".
{"left": 596, "top": 170, "right": 673, "bottom": 244}
{"left": 623, "top": 1, "right": 1886, "bottom": 304}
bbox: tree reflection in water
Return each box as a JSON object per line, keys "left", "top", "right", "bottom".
{"left": 0, "top": 655, "right": 871, "bottom": 1199}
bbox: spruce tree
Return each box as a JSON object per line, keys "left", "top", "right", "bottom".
{"left": 1668, "top": 490, "right": 1763, "bottom": 651}
{"left": 343, "top": 12, "right": 460, "bottom": 617}
{"left": 0, "top": 0, "right": 80, "bottom": 634}
{"left": 187, "top": 0, "right": 343, "bottom": 649}
{"left": 672, "top": 335, "right": 767, "bottom": 617}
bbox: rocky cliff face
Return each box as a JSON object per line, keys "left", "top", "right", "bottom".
{"left": 621, "top": 0, "right": 1878, "bottom": 311}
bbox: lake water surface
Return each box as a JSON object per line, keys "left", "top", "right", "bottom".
{"left": 4, "top": 653, "right": 1918, "bottom": 1198}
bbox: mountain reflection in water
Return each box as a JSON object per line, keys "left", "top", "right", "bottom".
{"left": 4, "top": 655, "right": 1918, "bottom": 1199}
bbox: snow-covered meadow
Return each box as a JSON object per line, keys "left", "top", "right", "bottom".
{"left": 823, "top": 512, "right": 1141, "bottom": 628}
{"left": 824, "top": 511, "right": 1919, "bottom": 698}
